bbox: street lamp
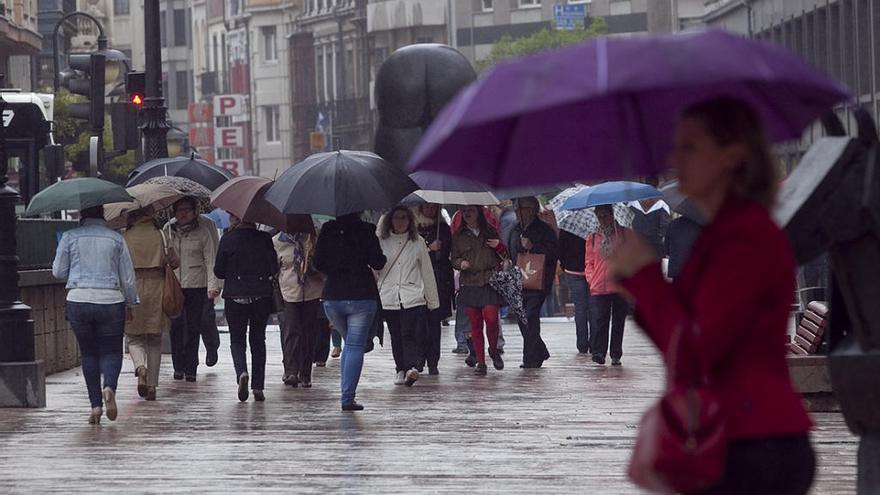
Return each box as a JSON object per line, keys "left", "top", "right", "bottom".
{"left": 52, "top": 12, "right": 129, "bottom": 95}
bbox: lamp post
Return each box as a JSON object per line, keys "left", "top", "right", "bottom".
{"left": 142, "top": 0, "right": 171, "bottom": 161}
{"left": 0, "top": 76, "right": 45, "bottom": 408}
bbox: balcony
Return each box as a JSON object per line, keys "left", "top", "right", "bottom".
{"left": 366, "top": 0, "right": 446, "bottom": 33}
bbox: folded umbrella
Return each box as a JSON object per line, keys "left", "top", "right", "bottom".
{"left": 265, "top": 150, "right": 418, "bottom": 216}
{"left": 562, "top": 181, "right": 661, "bottom": 211}
{"left": 127, "top": 155, "right": 234, "bottom": 191}
{"left": 104, "top": 183, "right": 185, "bottom": 229}
{"left": 25, "top": 178, "right": 134, "bottom": 217}
{"left": 409, "top": 29, "right": 850, "bottom": 187}
{"left": 210, "top": 176, "right": 316, "bottom": 235}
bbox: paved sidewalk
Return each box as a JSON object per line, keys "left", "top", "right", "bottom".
{"left": 0, "top": 320, "right": 858, "bottom": 493}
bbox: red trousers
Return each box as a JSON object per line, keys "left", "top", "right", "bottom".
{"left": 465, "top": 305, "right": 500, "bottom": 365}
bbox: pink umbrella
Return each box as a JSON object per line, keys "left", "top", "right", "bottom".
{"left": 210, "top": 176, "right": 315, "bottom": 235}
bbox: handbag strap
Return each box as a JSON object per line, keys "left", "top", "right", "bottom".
{"left": 377, "top": 239, "right": 409, "bottom": 290}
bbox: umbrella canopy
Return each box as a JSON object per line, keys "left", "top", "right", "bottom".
{"left": 25, "top": 178, "right": 134, "bottom": 217}
{"left": 549, "top": 185, "right": 634, "bottom": 238}
{"left": 126, "top": 155, "right": 234, "bottom": 190}
{"left": 144, "top": 176, "right": 213, "bottom": 226}
{"left": 493, "top": 183, "right": 574, "bottom": 201}
{"left": 210, "top": 176, "right": 316, "bottom": 235}
{"left": 562, "top": 181, "right": 661, "bottom": 210}
{"left": 659, "top": 180, "right": 707, "bottom": 224}
{"left": 204, "top": 208, "right": 231, "bottom": 229}
{"left": 408, "top": 29, "right": 850, "bottom": 187}
{"left": 409, "top": 171, "right": 499, "bottom": 205}
{"left": 265, "top": 150, "right": 419, "bottom": 216}
{"left": 104, "top": 183, "right": 185, "bottom": 229}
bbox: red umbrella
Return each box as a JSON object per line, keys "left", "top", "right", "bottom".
{"left": 210, "top": 176, "right": 315, "bottom": 235}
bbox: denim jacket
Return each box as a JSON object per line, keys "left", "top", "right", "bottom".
{"left": 52, "top": 218, "right": 139, "bottom": 305}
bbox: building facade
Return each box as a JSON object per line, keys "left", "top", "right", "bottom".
{"left": 1, "top": 0, "right": 42, "bottom": 89}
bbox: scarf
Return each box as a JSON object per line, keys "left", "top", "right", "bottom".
{"left": 174, "top": 217, "right": 199, "bottom": 234}
{"left": 280, "top": 232, "right": 310, "bottom": 286}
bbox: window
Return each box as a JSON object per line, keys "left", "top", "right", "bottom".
{"left": 262, "top": 26, "right": 277, "bottom": 63}
{"left": 113, "top": 0, "right": 129, "bottom": 15}
{"left": 160, "top": 11, "right": 167, "bottom": 48}
{"left": 481, "top": 0, "right": 493, "bottom": 11}
{"left": 175, "top": 70, "right": 189, "bottom": 110}
{"left": 316, "top": 51, "right": 325, "bottom": 102}
{"left": 173, "top": 8, "right": 187, "bottom": 47}
{"left": 518, "top": 0, "right": 540, "bottom": 8}
{"left": 264, "top": 106, "right": 281, "bottom": 143}
{"left": 609, "top": 0, "right": 631, "bottom": 15}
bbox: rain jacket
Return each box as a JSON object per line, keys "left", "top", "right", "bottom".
{"left": 376, "top": 232, "right": 440, "bottom": 311}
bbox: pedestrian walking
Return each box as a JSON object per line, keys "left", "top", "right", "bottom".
{"left": 558, "top": 228, "right": 591, "bottom": 354}
{"left": 451, "top": 206, "right": 506, "bottom": 376}
{"left": 584, "top": 204, "right": 631, "bottom": 366}
{"left": 214, "top": 213, "right": 279, "bottom": 402}
{"left": 664, "top": 214, "right": 703, "bottom": 280}
{"left": 507, "top": 197, "right": 558, "bottom": 368}
{"left": 314, "top": 212, "right": 387, "bottom": 411}
{"left": 123, "top": 212, "right": 176, "bottom": 401}
{"left": 163, "top": 197, "right": 223, "bottom": 382}
{"left": 52, "top": 205, "right": 138, "bottom": 424}
{"left": 274, "top": 231, "right": 325, "bottom": 388}
{"left": 377, "top": 206, "right": 440, "bottom": 386}
{"left": 414, "top": 203, "right": 454, "bottom": 375}
{"left": 612, "top": 98, "right": 815, "bottom": 494}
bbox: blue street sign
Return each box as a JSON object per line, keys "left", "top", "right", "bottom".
{"left": 553, "top": 3, "right": 588, "bottom": 31}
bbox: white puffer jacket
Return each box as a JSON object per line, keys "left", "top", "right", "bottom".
{"left": 376, "top": 232, "right": 440, "bottom": 311}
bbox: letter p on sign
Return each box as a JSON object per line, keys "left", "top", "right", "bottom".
{"left": 213, "top": 94, "right": 244, "bottom": 116}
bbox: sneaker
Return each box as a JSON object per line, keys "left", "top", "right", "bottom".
{"left": 592, "top": 354, "right": 606, "bottom": 365}
{"left": 102, "top": 387, "right": 118, "bottom": 421}
{"left": 314, "top": 361, "right": 326, "bottom": 367}
{"left": 253, "top": 390, "right": 265, "bottom": 402}
{"left": 474, "top": 364, "right": 487, "bottom": 376}
{"left": 173, "top": 372, "right": 184, "bottom": 381}
{"left": 490, "top": 352, "right": 504, "bottom": 370}
{"left": 145, "top": 387, "right": 157, "bottom": 401}
{"left": 206, "top": 348, "right": 219, "bottom": 367}
{"left": 611, "top": 358, "right": 622, "bottom": 366}
{"left": 394, "top": 371, "right": 406, "bottom": 385}
{"left": 238, "top": 372, "right": 250, "bottom": 402}
{"left": 464, "top": 354, "right": 477, "bottom": 368}
{"left": 404, "top": 368, "right": 419, "bottom": 387}
{"left": 136, "top": 366, "right": 148, "bottom": 398}
{"left": 428, "top": 366, "right": 439, "bottom": 376}
{"left": 341, "top": 402, "right": 364, "bottom": 411}
{"left": 300, "top": 380, "right": 312, "bottom": 388}
{"left": 331, "top": 346, "right": 342, "bottom": 358}
{"left": 88, "top": 407, "right": 102, "bottom": 425}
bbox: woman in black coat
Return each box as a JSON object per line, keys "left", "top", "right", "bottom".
{"left": 414, "top": 203, "right": 453, "bottom": 375}
{"left": 214, "top": 214, "right": 279, "bottom": 403}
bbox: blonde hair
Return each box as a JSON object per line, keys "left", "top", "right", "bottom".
{"left": 682, "top": 97, "right": 779, "bottom": 208}
{"left": 379, "top": 205, "right": 418, "bottom": 241}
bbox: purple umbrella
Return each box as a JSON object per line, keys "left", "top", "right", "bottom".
{"left": 408, "top": 29, "right": 850, "bottom": 187}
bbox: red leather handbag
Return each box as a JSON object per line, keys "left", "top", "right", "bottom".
{"left": 628, "top": 323, "right": 727, "bottom": 494}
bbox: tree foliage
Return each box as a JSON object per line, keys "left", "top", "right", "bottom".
{"left": 476, "top": 17, "right": 607, "bottom": 72}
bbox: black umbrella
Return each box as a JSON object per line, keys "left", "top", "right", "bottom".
{"left": 126, "top": 155, "right": 234, "bottom": 190}
{"left": 265, "top": 150, "right": 418, "bottom": 216}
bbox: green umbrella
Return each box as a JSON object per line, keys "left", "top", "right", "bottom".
{"left": 24, "top": 178, "right": 134, "bottom": 217}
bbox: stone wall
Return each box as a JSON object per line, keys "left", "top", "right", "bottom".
{"left": 18, "top": 270, "right": 79, "bottom": 375}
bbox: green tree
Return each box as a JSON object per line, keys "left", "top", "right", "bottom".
{"left": 476, "top": 17, "right": 607, "bottom": 72}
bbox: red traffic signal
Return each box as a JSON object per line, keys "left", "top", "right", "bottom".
{"left": 130, "top": 93, "right": 144, "bottom": 106}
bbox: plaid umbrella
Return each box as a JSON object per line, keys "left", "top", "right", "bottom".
{"left": 548, "top": 185, "right": 633, "bottom": 239}
{"left": 145, "top": 176, "right": 213, "bottom": 226}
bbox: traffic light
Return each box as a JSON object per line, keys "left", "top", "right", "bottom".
{"left": 126, "top": 71, "right": 145, "bottom": 107}
{"left": 59, "top": 52, "right": 106, "bottom": 130}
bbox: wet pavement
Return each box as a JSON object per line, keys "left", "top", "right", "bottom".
{"left": 0, "top": 319, "right": 859, "bottom": 493}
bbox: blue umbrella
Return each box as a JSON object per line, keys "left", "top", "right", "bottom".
{"left": 204, "top": 208, "right": 231, "bottom": 229}
{"left": 561, "top": 181, "right": 661, "bottom": 210}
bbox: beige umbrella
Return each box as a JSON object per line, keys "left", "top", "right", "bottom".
{"left": 105, "top": 183, "right": 185, "bottom": 229}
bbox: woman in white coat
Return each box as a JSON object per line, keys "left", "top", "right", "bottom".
{"left": 376, "top": 206, "right": 440, "bottom": 387}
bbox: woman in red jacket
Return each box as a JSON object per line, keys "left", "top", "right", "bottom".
{"left": 611, "top": 97, "right": 814, "bottom": 494}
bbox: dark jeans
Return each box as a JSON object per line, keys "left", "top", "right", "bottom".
{"left": 384, "top": 305, "right": 428, "bottom": 372}
{"left": 590, "top": 293, "right": 629, "bottom": 361}
{"left": 281, "top": 299, "right": 321, "bottom": 382}
{"left": 423, "top": 308, "right": 443, "bottom": 369}
{"left": 170, "top": 288, "right": 208, "bottom": 376}
{"left": 225, "top": 297, "right": 272, "bottom": 390}
{"left": 561, "top": 272, "right": 591, "bottom": 353}
{"left": 65, "top": 301, "right": 125, "bottom": 408}
{"left": 518, "top": 291, "right": 550, "bottom": 366}
{"left": 697, "top": 434, "right": 815, "bottom": 495}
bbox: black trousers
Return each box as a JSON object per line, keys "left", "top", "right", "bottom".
{"left": 590, "top": 293, "right": 629, "bottom": 361}
{"left": 423, "top": 308, "right": 443, "bottom": 369}
{"left": 517, "top": 291, "right": 550, "bottom": 366}
{"left": 170, "top": 288, "right": 208, "bottom": 376}
{"left": 280, "top": 299, "right": 321, "bottom": 382}
{"left": 383, "top": 306, "right": 428, "bottom": 372}
{"left": 312, "top": 317, "right": 332, "bottom": 364}
{"left": 696, "top": 434, "right": 815, "bottom": 495}
{"left": 225, "top": 297, "right": 272, "bottom": 390}
{"left": 201, "top": 298, "right": 221, "bottom": 353}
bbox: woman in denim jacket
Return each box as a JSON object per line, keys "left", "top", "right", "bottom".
{"left": 52, "top": 205, "right": 139, "bottom": 425}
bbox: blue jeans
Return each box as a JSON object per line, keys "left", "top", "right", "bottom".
{"left": 65, "top": 301, "right": 125, "bottom": 408}
{"left": 561, "top": 272, "right": 591, "bottom": 353}
{"left": 323, "top": 299, "right": 377, "bottom": 406}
